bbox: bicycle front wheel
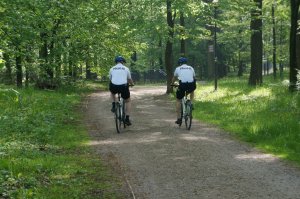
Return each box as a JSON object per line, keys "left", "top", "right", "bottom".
{"left": 115, "top": 103, "right": 123, "bottom": 133}
{"left": 185, "top": 101, "right": 192, "bottom": 130}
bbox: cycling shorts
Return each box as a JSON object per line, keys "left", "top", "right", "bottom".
{"left": 176, "top": 81, "right": 196, "bottom": 100}
{"left": 109, "top": 83, "right": 130, "bottom": 100}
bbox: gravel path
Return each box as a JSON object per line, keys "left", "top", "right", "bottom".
{"left": 84, "top": 85, "right": 300, "bottom": 199}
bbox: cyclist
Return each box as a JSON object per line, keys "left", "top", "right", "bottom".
{"left": 109, "top": 56, "right": 134, "bottom": 126}
{"left": 171, "top": 57, "right": 197, "bottom": 125}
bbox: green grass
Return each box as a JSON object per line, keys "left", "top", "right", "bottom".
{"left": 193, "top": 76, "right": 300, "bottom": 164}
{"left": 0, "top": 81, "right": 124, "bottom": 199}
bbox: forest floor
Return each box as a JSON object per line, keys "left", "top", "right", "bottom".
{"left": 83, "top": 85, "right": 300, "bottom": 199}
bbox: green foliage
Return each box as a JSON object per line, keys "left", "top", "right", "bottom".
{"left": 0, "top": 83, "right": 123, "bottom": 198}
{"left": 194, "top": 76, "right": 300, "bottom": 163}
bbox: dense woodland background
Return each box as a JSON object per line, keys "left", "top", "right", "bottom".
{"left": 0, "top": 0, "right": 299, "bottom": 91}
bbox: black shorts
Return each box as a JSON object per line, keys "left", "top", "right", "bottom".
{"left": 109, "top": 83, "right": 130, "bottom": 100}
{"left": 176, "top": 81, "right": 196, "bottom": 100}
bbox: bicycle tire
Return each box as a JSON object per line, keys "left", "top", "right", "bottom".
{"left": 115, "top": 103, "right": 123, "bottom": 133}
{"left": 185, "top": 100, "right": 192, "bottom": 130}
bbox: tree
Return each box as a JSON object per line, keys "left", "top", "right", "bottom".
{"left": 249, "top": 0, "right": 263, "bottom": 85}
{"left": 272, "top": 1, "right": 277, "bottom": 78}
{"left": 165, "top": 0, "right": 176, "bottom": 94}
{"left": 289, "top": 0, "right": 300, "bottom": 91}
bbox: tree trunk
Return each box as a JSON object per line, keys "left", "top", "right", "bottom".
{"left": 86, "top": 54, "right": 91, "bottom": 80}
{"left": 165, "top": 0, "right": 175, "bottom": 94}
{"left": 289, "top": 0, "right": 300, "bottom": 91}
{"left": 180, "top": 11, "right": 186, "bottom": 56}
{"left": 158, "top": 39, "right": 163, "bottom": 69}
{"left": 279, "top": 20, "right": 284, "bottom": 79}
{"left": 39, "top": 32, "right": 48, "bottom": 77}
{"left": 16, "top": 50, "right": 22, "bottom": 88}
{"left": 272, "top": 3, "right": 277, "bottom": 79}
{"left": 25, "top": 46, "right": 33, "bottom": 87}
{"left": 3, "top": 52, "right": 13, "bottom": 84}
{"left": 249, "top": 0, "right": 263, "bottom": 86}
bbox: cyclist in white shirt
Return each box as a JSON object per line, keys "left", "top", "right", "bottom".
{"left": 109, "top": 56, "right": 134, "bottom": 125}
{"left": 171, "top": 57, "right": 197, "bottom": 125}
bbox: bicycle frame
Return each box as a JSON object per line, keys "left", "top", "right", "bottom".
{"left": 171, "top": 84, "right": 193, "bottom": 130}
{"left": 181, "top": 91, "right": 192, "bottom": 130}
{"left": 115, "top": 93, "right": 126, "bottom": 133}
{"left": 113, "top": 84, "right": 134, "bottom": 133}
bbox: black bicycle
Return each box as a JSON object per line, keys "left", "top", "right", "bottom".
{"left": 114, "top": 85, "right": 134, "bottom": 133}
{"left": 115, "top": 92, "right": 126, "bottom": 133}
{"left": 171, "top": 84, "right": 193, "bottom": 130}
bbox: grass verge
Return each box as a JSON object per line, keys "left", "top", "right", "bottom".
{"left": 193, "top": 76, "right": 300, "bottom": 165}
{"left": 0, "top": 81, "right": 124, "bottom": 198}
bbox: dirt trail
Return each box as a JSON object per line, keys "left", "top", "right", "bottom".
{"left": 84, "top": 86, "right": 300, "bottom": 199}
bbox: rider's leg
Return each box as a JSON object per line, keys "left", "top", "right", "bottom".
{"left": 176, "top": 99, "right": 181, "bottom": 119}
{"left": 190, "top": 91, "right": 194, "bottom": 101}
{"left": 125, "top": 98, "right": 132, "bottom": 125}
{"left": 111, "top": 92, "right": 117, "bottom": 101}
{"left": 175, "top": 88, "right": 183, "bottom": 124}
{"left": 125, "top": 98, "right": 131, "bottom": 116}
{"left": 111, "top": 93, "right": 116, "bottom": 112}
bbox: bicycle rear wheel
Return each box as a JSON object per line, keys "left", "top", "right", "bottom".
{"left": 115, "top": 103, "right": 124, "bottom": 133}
{"left": 184, "top": 101, "right": 192, "bottom": 130}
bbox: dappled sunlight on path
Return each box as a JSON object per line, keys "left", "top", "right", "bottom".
{"left": 84, "top": 85, "right": 300, "bottom": 199}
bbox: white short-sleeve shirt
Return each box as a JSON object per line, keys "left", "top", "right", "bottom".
{"left": 109, "top": 63, "right": 132, "bottom": 85}
{"left": 174, "top": 64, "right": 195, "bottom": 83}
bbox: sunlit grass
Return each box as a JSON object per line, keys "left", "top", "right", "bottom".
{"left": 194, "top": 76, "right": 300, "bottom": 164}
{"left": 0, "top": 81, "right": 124, "bottom": 198}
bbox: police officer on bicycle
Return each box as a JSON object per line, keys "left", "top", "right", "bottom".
{"left": 171, "top": 57, "right": 196, "bottom": 125}
{"left": 109, "top": 56, "right": 134, "bottom": 125}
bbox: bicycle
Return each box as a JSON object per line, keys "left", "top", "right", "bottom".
{"left": 114, "top": 85, "right": 134, "bottom": 133}
{"left": 171, "top": 84, "right": 193, "bottom": 130}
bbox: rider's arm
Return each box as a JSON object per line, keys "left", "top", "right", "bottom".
{"left": 128, "top": 78, "right": 134, "bottom": 86}
{"left": 172, "top": 67, "right": 179, "bottom": 85}
{"left": 171, "top": 76, "right": 177, "bottom": 85}
{"left": 126, "top": 68, "right": 134, "bottom": 86}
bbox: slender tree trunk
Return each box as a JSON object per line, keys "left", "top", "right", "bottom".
{"left": 3, "top": 53, "right": 13, "bottom": 84}
{"left": 289, "top": 0, "right": 300, "bottom": 91}
{"left": 249, "top": 0, "right": 263, "bottom": 86}
{"left": 272, "top": 3, "right": 277, "bottom": 78}
{"left": 25, "top": 46, "right": 33, "bottom": 87}
{"left": 39, "top": 32, "right": 48, "bottom": 77}
{"left": 165, "top": 0, "right": 175, "bottom": 94}
{"left": 16, "top": 48, "right": 23, "bottom": 88}
{"left": 158, "top": 39, "right": 163, "bottom": 69}
{"left": 279, "top": 20, "right": 284, "bottom": 79}
{"left": 238, "top": 27, "right": 243, "bottom": 77}
{"left": 180, "top": 11, "right": 186, "bottom": 56}
{"left": 55, "top": 47, "right": 62, "bottom": 80}
{"left": 86, "top": 53, "right": 91, "bottom": 80}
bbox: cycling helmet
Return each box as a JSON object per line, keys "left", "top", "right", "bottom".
{"left": 178, "top": 57, "right": 188, "bottom": 64}
{"left": 115, "top": 56, "right": 126, "bottom": 63}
